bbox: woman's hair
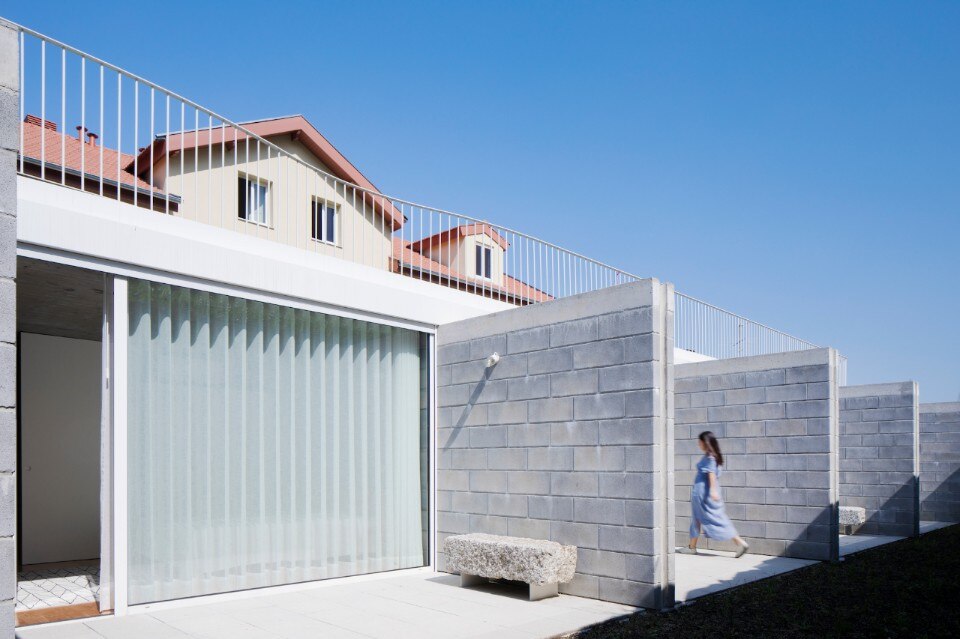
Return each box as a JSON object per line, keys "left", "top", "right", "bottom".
{"left": 698, "top": 431, "right": 724, "bottom": 466}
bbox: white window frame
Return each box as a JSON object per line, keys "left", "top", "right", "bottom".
{"left": 311, "top": 197, "right": 339, "bottom": 246}
{"left": 238, "top": 174, "right": 271, "bottom": 227}
{"left": 475, "top": 244, "right": 493, "bottom": 280}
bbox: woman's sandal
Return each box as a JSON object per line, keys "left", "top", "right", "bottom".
{"left": 677, "top": 545, "right": 698, "bottom": 555}
{"left": 735, "top": 543, "right": 749, "bottom": 558}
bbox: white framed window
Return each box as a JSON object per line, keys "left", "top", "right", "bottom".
{"left": 311, "top": 198, "right": 338, "bottom": 245}
{"left": 475, "top": 245, "right": 492, "bottom": 279}
{"left": 238, "top": 175, "right": 270, "bottom": 225}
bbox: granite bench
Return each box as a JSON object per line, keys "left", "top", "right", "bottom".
{"left": 443, "top": 533, "right": 577, "bottom": 601}
{"left": 840, "top": 506, "right": 866, "bottom": 535}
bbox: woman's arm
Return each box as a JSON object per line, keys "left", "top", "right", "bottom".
{"left": 707, "top": 473, "right": 720, "bottom": 502}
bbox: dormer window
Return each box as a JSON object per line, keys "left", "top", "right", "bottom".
{"left": 475, "top": 245, "right": 492, "bottom": 279}
{"left": 238, "top": 175, "right": 270, "bottom": 225}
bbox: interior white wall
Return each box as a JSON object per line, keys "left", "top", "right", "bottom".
{"left": 20, "top": 332, "right": 101, "bottom": 565}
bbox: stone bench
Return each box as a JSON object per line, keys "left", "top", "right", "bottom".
{"left": 443, "top": 533, "right": 577, "bottom": 601}
{"left": 840, "top": 506, "right": 866, "bottom": 534}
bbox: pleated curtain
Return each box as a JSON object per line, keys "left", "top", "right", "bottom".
{"left": 126, "top": 279, "right": 427, "bottom": 604}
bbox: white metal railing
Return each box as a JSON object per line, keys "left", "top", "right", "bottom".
{"left": 675, "top": 292, "right": 848, "bottom": 384}
{"left": 10, "top": 20, "right": 845, "bottom": 375}
{"left": 675, "top": 292, "right": 818, "bottom": 358}
{"left": 12, "top": 23, "right": 639, "bottom": 306}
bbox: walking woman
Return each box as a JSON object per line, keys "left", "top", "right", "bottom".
{"left": 679, "top": 431, "right": 750, "bottom": 557}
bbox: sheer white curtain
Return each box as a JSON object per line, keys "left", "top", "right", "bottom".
{"left": 126, "top": 280, "right": 427, "bottom": 604}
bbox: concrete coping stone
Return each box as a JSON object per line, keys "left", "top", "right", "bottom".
{"left": 443, "top": 533, "right": 577, "bottom": 586}
{"left": 840, "top": 381, "right": 916, "bottom": 399}
{"left": 438, "top": 279, "right": 659, "bottom": 344}
{"left": 920, "top": 402, "right": 960, "bottom": 414}
{"left": 674, "top": 347, "right": 834, "bottom": 379}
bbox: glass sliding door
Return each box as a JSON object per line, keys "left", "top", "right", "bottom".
{"left": 126, "top": 279, "right": 429, "bottom": 604}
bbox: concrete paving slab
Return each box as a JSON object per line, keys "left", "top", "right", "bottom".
{"left": 16, "top": 571, "right": 638, "bottom": 639}
{"left": 920, "top": 521, "right": 955, "bottom": 534}
{"left": 839, "top": 534, "right": 902, "bottom": 557}
{"left": 675, "top": 549, "right": 817, "bottom": 602}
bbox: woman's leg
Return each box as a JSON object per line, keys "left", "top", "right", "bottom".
{"left": 689, "top": 522, "right": 701, "bottom": 549}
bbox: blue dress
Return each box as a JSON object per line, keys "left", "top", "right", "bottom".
{"left": 690, "top": 454, "right": 739, "bottom": 541}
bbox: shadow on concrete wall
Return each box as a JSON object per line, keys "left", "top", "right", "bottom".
{"left": 844, "top": 478, "right": 918, "bottom": 537}
{"left": 921, "top": 467, "right": 960, "bottom": 523}
{"left": 442, "top": 366, "right": 492, "bottom": 449}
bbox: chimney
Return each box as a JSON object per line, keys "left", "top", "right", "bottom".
{"left": 86, "top": 131, "right": 99, "bottom": 146}
{"left": 76, "top": 125, "right": 89, "bottom": 141}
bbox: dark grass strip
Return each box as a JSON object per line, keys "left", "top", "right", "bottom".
{"left": 568, "top": 525, "right": 960, "bottom": 639}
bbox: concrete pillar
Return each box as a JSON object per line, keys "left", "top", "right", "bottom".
{"left": 0, "top": 17, "right": 18, "bottom": 637}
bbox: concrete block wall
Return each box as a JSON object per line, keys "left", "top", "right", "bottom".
{"left": 0, "top": 18, "right": 18, "bottom": 636}
{"left": 919, "top": 403, "right": 960, "bottom": 523}
{"left": 436, "top": 279, "right": 676, "bottom": 609}
{"left": 674, "top": 349, "right": 840, "bottom": 562}
{"left": 839, "top": 383, "right": 919, "bottom": 537}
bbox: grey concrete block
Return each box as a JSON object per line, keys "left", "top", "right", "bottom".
{"left": 745, "top": 369, "right": 786, "bottom": 388}
{"left": 529, "top": 397, "right": 574, "bottom": 423}
{"left": 507, "top": 423, "right": 551, "bottom": 447}
{"left": 527, "top": 347, "right": 574, "bottom": 374}
{"left": 487, "top": 448, "right": 527, "bottom": 470}
{"left": 507, "top": 326, "right": 550, "bottom": 354}
{"left": 551, "top": 472, "right": 600, "bottom": 496}
{"left": 528, "top": 447, "right": 574, "bottom": 471}
{"left": 550, "top": 369, "right": 598, "bottom": 397}
{"left": 574, "top": 498, "right": 626, "bottom": 525}
{"left": 469, "top": 426, "right": 507, "bottom": 448}
{"left": 552, "top": 521, "right": 600, "bottom": 548}
{"left": 624, "top": 390, "right": 656, "bottom": 418}
{"left": 529, "top": 495, "right": 574, "bottom": 521}
{"left": 507, "top": 471, "right": 551, "bottom": 495}
{"left": 506, "top": 375, "right": 550, "bottom": 401}
{"left": 573, "top": 340, "right": 624, "bottom": 369}
{"left": 574, "top": 394, "right": 625, "bottom": 420}
{"left": 676, "top": 376, "right": 708, "bottom": 394}
{"left": 0, "top": 410, "right": 13, "bottom": 474}
{"left": 469, "top": 470, "right": 508, "bottom": 493}
{"left": 707, "top": 373, "right": 745, "bottom": 391}
{"left": 0, "top": 344, "right": 13, "bottom": 408}
{"left": 599, "top": 363, "right": 654, "bottom": 393}
{"left": 785, "top": 365, "right": 828, "bottom": 384}
{"left": 488, "top": 493, "right": 529, "bottom": 518}
{"left": 487, "top": 402, "right": 528, "bottom": 425}
{"left": 550, "top": 421, "right": 600, "bottom": 446}
{"left": 452, "top": 449, "right": 487, "bottom": 469}
{"left": 598, "top": 525, "right": 654, "bottom": 555}
{"left": 599, "top": 418, "right": 655, "bottom": 446}
{"left": 786, "top": 400, "right": 830, "bottom": 419}
{"left": 578, "top": 549, "right": 627, "bottom": 578}
{"left": 550, "top": 317, "right": 598, "bottom": 347}
{"left": 506, "top": 517, "right": 551, "bottom": 539}
{"left": 438, "top": 341, "right": 471, "bottom": 365}
{"left": 598, "top": 307, "right": 653, "bottom": 339}
{"left": 470, "top": 335, "right": 507, "bottom": 361}
{"left": 574, "top": 447, "right": 626, "bottom": 472}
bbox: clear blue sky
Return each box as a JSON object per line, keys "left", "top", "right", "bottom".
{"left": 7, "top": 1, "right": 959, "bottom": 401}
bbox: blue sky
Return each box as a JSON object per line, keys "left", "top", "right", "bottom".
{"left": 7, "top": 1, "right": 959, "bottom": 401}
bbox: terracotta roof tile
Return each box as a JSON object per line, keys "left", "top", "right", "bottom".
{"left": 20, "top": 115, "right": 165, "bottom": 195}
